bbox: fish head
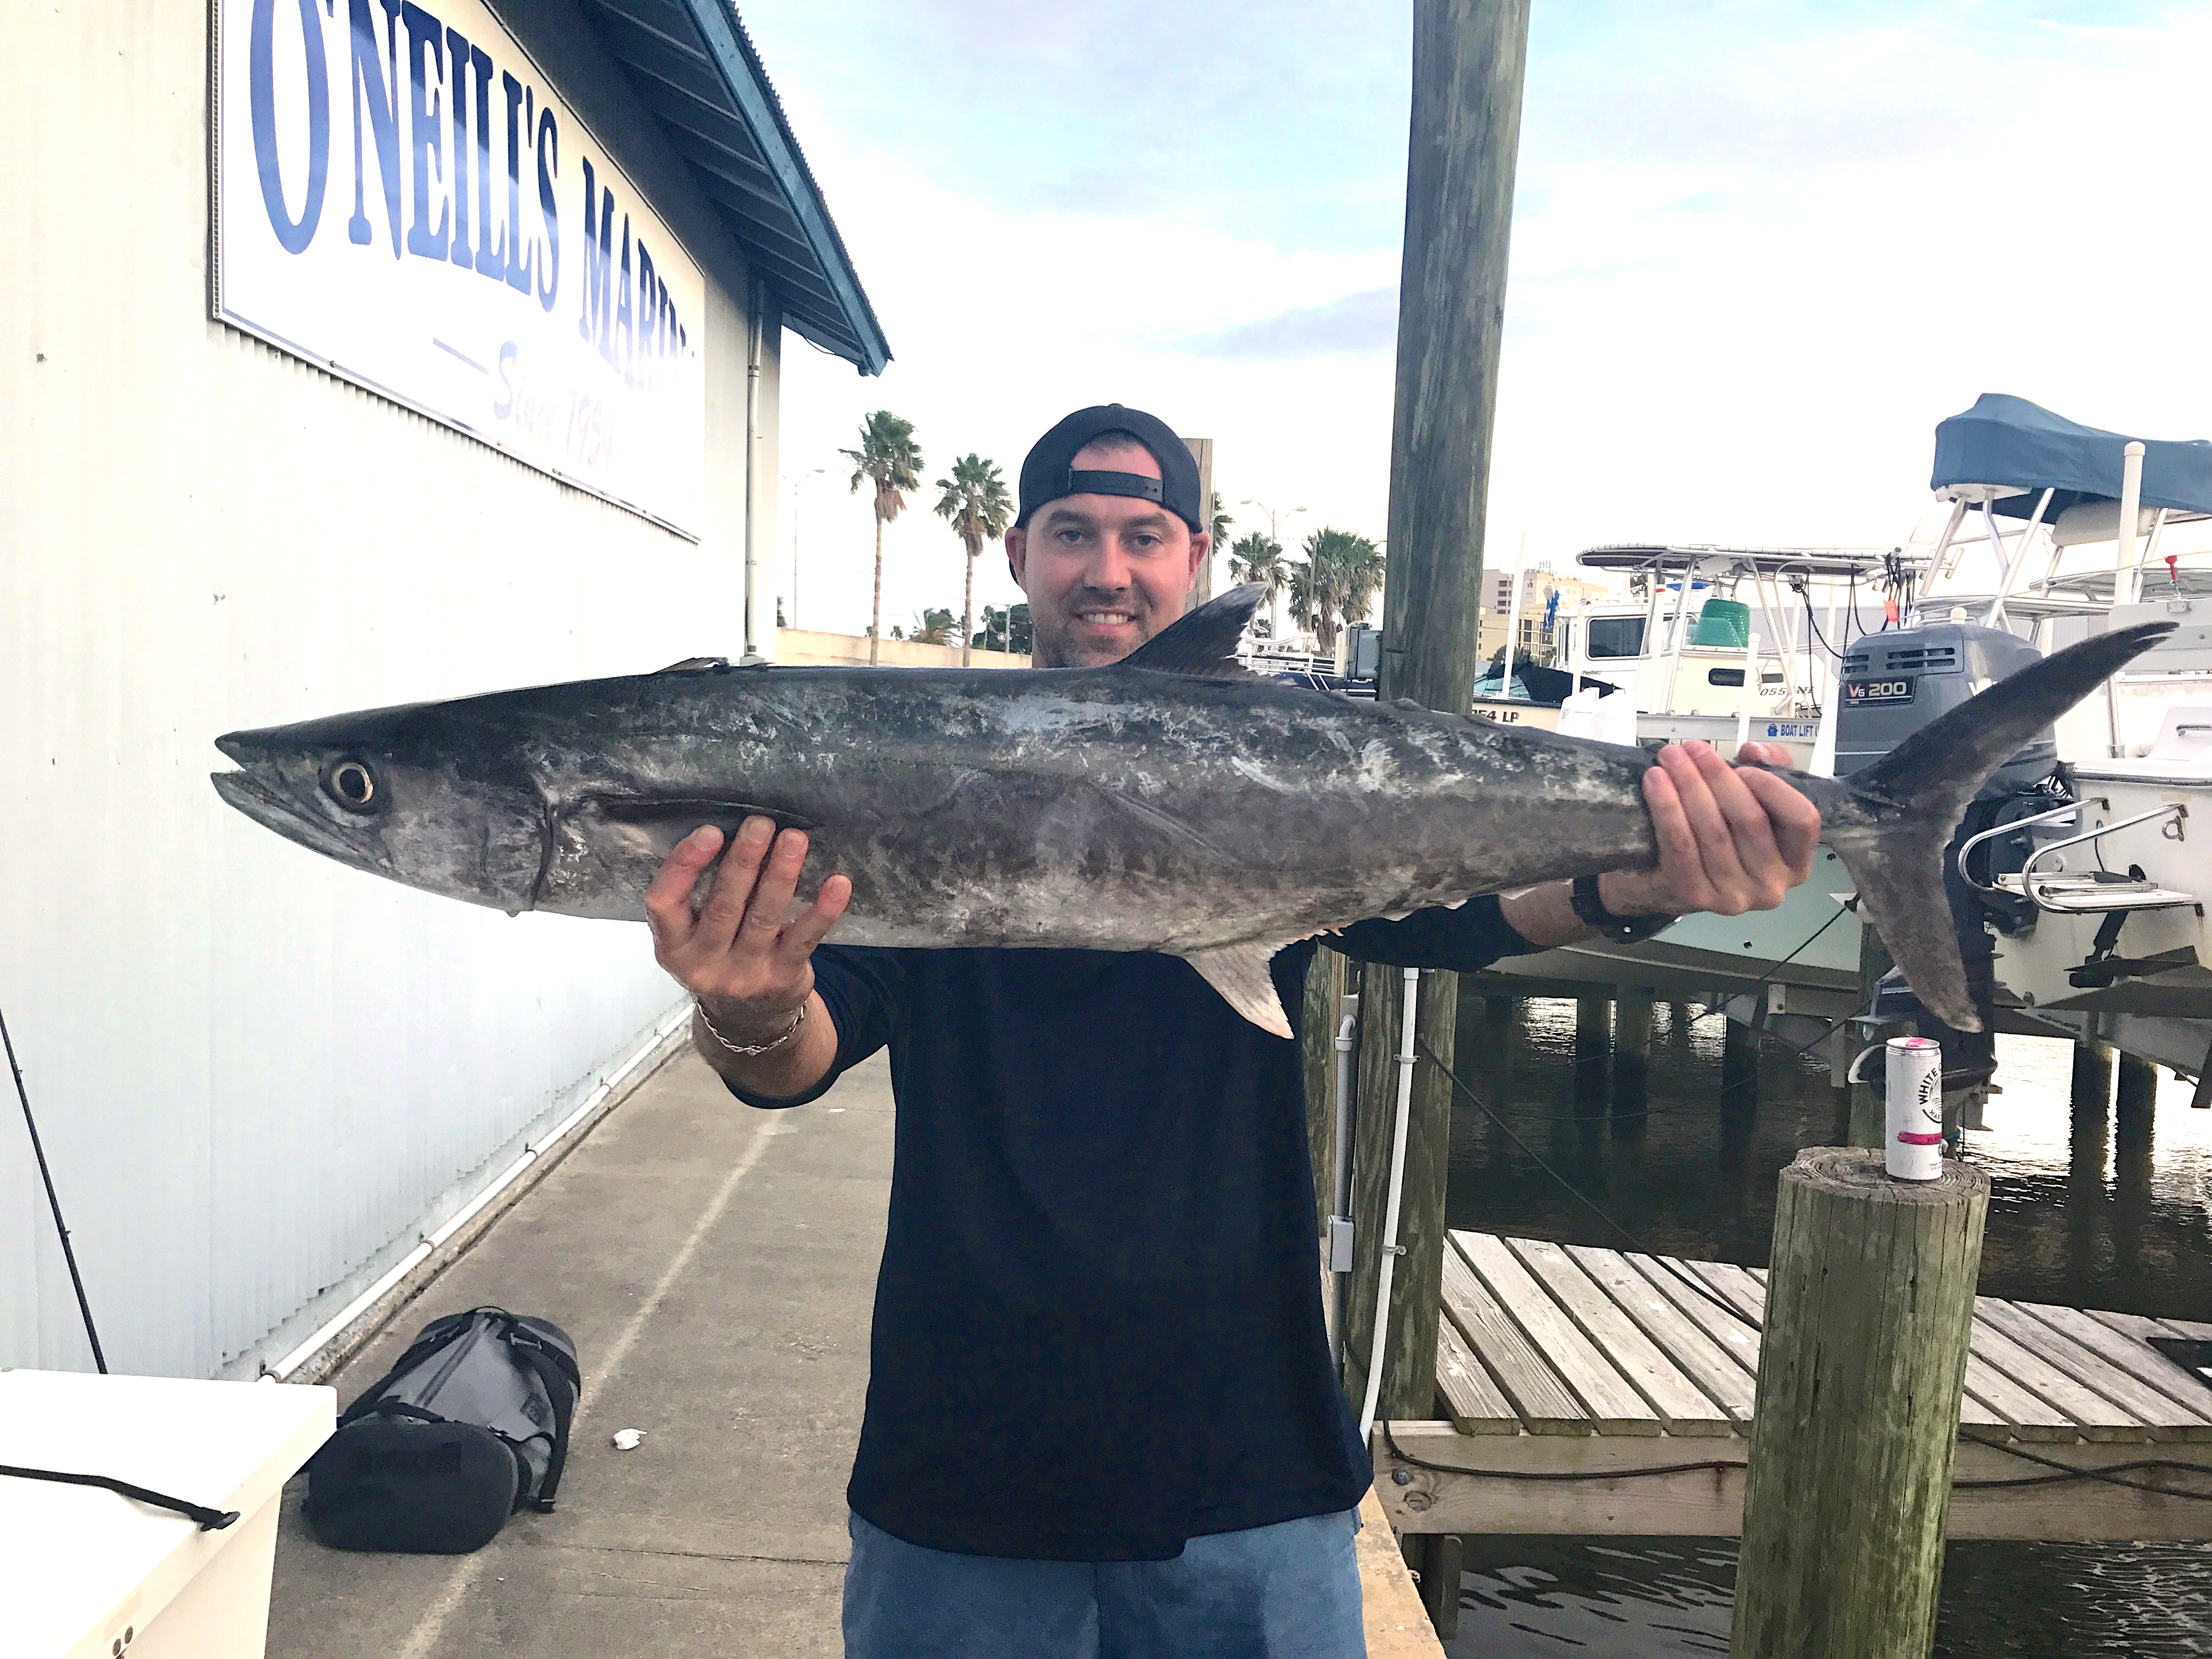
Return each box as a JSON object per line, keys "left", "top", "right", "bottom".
{"left": 211, "top": 704, "right": 548, "bottom": 911}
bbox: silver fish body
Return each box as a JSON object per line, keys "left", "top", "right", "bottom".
{"left": 211, "top": 587, "right": 2175, "bottom": 1036}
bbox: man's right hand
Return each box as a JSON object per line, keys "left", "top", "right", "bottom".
{"left": 645, "top": 816, "right": 851, "bottom": 1084}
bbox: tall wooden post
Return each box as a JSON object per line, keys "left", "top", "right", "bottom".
{"left": 1344, "top": 0, "right": 1530, "bottom": 1424}
{"left": 1732, "top": 1149, "right": 1990, "bottom": 1658}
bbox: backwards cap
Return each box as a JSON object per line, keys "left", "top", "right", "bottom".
{"left": 1015, "top": 404, "right": 1204, "bottom": 534}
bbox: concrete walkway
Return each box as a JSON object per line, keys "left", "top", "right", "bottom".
{"left": 266, "top": 1041, "right": 1441, "bottom": 1658}
{"left": 267, "top": 1046, "right": 893, "bottom": 1658}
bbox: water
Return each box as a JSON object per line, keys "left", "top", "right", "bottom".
{"left": 1436, "top": 995, "right": 2212, "bottom": 1656}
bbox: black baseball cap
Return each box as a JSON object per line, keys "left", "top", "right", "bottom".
{"left": 1016, "top": 404, "right": 1204, "bottom": 534}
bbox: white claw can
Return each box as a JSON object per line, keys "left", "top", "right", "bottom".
{"left": 1885, "top": 1036, "right": 1944, "bottom": 1180}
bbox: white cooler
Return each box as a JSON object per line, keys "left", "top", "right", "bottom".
{"left": 1, "top": 1369, "right": 334, "bottom": 1658}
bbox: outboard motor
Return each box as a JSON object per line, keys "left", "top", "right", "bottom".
{"left": 1835, "top": 621, "right": 2067, "bottom": 1096}
{"left": 1834, "top": 620, "right": 2055, "bottom": 785}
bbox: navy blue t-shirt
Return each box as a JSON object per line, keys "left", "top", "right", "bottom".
{"left": 723, "top": 899, "right": 1533, "bottom": 1560}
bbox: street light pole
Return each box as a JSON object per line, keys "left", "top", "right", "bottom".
{"left": 1239, "top": 499, "right": 1308, "bottom": 550}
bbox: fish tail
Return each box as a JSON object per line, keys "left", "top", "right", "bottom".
{"left": 1816, "top": 620, "right": 2174, "bottom": 1032}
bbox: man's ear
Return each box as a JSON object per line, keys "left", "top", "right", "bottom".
{"left": 1005, "top": 525, "right": 1027, "bottom": 585}
{"left": 1186, "top": 528, "right": 1210, "bottom": 591}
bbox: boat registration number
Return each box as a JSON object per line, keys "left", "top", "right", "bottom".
{"left": 1844, "top": 677, "right": 1915, "bottom": 705}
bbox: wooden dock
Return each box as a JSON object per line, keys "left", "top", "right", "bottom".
{"left": 1376, "top": 1229, "right": 2212, "bottom": 1540}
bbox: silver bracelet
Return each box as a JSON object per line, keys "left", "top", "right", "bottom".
{"left": 695, "top": 997, "right": 807, "bottom": 1058}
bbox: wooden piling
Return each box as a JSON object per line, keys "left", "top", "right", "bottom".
{"left": 1343, "top": 0, "right": 1530, "bottom": 1426}
{"left": 1575, "top": 995, "right": 1611, "bottom": 1109}
{"left": 1611, "top": 992, "right": 1652, "bottom": 1119}
{"left": 1731, "top": 1149, "right": 1990, "bottom": 1659}
{"left": 2117, "top": 1053, "right": 2160, "bottom": 1121}
{"left": 1407, "top": 1532, "right": 1463, "bottom": 1639}
{"left": 1304, "top": 945, "right": 1351, "bottom": 1231}
{"left": 2072, "top": 1039, "right": 2116, "bottom": 1117}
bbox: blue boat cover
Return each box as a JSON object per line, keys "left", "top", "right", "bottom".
{"left": 1930, "top": 393, "right": 2212, "bottom": 520}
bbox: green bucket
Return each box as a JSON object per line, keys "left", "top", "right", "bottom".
{"left": 1691, "top": 597, "right": 1751, "bottom": 649}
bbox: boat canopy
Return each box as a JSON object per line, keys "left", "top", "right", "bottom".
{"left": 1930, "top": 393, "right": 2212, "bottom": 521}
{"left": 1577, "top": 545, "right": 1886, "bottom": 579}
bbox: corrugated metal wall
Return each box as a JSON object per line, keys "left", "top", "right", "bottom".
{"left": 2, "top": 1, "right": 778, "bottom": 1378}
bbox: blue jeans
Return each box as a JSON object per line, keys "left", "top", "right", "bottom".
{"left": 843, "top": 1509, "right": 1365, "bottom": 1659}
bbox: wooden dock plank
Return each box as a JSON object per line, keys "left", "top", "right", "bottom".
{"left": 1437, "top": 1240, "right": 1589, "bottom": 1434}
{"left": 1961, "top": 1350, "right": 2086, "bottom": 1440}
{"left": 1434, "top": 1316, "right": 1520, "bottom": 1434}
{"left": 1374, "top": 1420, "right": 2212, "bottom": 1542}
{"left": 1623, "top": 1251, "right": 1763, "bottom": 1374}
{"left": 1453, "top": 1232, "right": 1660, "bottom": 1435}
{"left": 1507, "top": 1238, "right": 1735, "bottom": 1434}
{"left": 1968, "top": 1315, "right": 2153, "bottom": 1442}
{"left": 1564, "top": 1244, "right": 1757, "bottom": 1424}
{"left": 1981, "top": 1301, "right": 2212, "bottom": 1441}
{"left": 1430, "top": 1235, "right": 2202, "bottom": 1444}
{"left": 2081, "top": 1308, "right": 2212, "bottom": 1413}
{"left": 1356, "top": 1486, "right": 1447, "bottom": 1657}
{"left": 1679, "top": 1259, "right": 1767, "bottom": 1323}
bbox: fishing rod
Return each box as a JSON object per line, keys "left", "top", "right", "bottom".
{"left": 2, "top": 1000, "right": 106, "bottom": 1372}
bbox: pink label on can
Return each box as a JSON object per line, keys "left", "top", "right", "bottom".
{"left": 1897, "top": 1131, "right": 1943, "bottom": 1146}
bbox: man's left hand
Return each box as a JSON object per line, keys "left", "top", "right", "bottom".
{"left": 1600, "top": 741, "right": 1821, "bottom": 919}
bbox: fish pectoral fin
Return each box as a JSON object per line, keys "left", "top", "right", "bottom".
{"left": 1120, "top": 586, "right": 1265, "bottom": 680}
{"left": 1181, "top": 942, "right": 1296, "bottom": 1040}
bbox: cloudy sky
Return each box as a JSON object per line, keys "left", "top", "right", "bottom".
{"left": 736, "top": 0, "right": 2212, "bottom": 642}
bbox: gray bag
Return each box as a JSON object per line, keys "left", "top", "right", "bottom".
{"left": 305, "top": 1306, "right": 580, "bottom": 1553}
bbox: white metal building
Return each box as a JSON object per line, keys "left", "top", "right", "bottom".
{"left": 2, "top": 0, "right": 887, "bottom": 1379}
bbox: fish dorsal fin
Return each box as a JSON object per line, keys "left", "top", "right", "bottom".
{"left": 1180, "top": 941, "right": 1295, "bottom": 1039}
{"left": 1119, "top": 585, "right": 1265, "bottom": 680}
{"left": 659, "top": 656, "right": 730, "bottom": 674}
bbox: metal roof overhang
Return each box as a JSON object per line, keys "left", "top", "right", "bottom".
{"left": 578, "top": 0, "right": 890, "bottom": 375}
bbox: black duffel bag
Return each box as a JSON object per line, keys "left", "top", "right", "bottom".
{"left": 305, "top": 1306, "right": 580, "bottom": 1553}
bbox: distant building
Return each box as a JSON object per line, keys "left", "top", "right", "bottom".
{"left": 1482, "top": 566, "right": 1616, "bottom": 664}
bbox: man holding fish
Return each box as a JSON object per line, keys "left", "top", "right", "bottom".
{"left": 647, "top": 404, "right": 1822, "bottom": 1658}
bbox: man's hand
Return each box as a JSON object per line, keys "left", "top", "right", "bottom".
{"left": 645, "top": 816, "right": 851, "bottom": 1039}
{"left": 1600, "top": 740, "right": 1821, "bottom": 918}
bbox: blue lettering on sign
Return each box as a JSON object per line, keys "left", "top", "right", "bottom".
{"left": 347, "top": 0, "right": 404, "bottom": 253}
{"left": 401, "top": 4, "right": 450, "bottom": 259}
{"left": 249, "top": 0, "right": 329, "bottom": 254}
{"left": 242, "top": 0, "right": 680, "bottom": 347}
{"left": 493, "top": 70, "right": 524, "bottom": 289}
{"left": 535, "top": 105, "right": 560, "bottom": 310}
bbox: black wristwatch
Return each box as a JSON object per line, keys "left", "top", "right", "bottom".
{"left": 1570, "top": 873, "right": 1674, "bottom": 943}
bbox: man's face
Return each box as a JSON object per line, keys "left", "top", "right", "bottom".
{"left": 1006, "top": 440, "right": 1208, "bottom": 669}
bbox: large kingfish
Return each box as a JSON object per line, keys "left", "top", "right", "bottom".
{"left": 211, "top": 587, "right": 2172, "bottom": 1036}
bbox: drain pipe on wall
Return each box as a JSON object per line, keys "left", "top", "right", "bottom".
{"left": 1357, "top": 967, "right": 1423, "bottom": 1442}
{"left": 740, "top": 275, "right": 766, "bottom": 664}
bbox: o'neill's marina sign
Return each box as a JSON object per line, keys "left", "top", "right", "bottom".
{"left": 215, "top": 0, "right": 707, "bottom": 535}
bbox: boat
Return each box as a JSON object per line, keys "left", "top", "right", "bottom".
{"left": 1914, "top": 395, "right": 2212, "bottom": 1087}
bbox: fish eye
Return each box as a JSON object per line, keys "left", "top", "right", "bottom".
{"left": 323, "top": 758, "right": 381, "bottom": 813}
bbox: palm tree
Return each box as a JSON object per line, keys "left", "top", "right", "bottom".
{"left": 1296, "top": 527, "right": 1386, "bottom": 655}
{"left": 842, "top": 411, "right": 923, "bottom": 665}
{"left": 933, "top": 453, "right": 1014, "bottom": 667}
{"left": 1228, "top": 531, "right": 1289, "bottom": 639}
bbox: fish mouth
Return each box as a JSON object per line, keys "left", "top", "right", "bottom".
{"left": 210, "top": 766, "right": 384, "bottom": 867}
